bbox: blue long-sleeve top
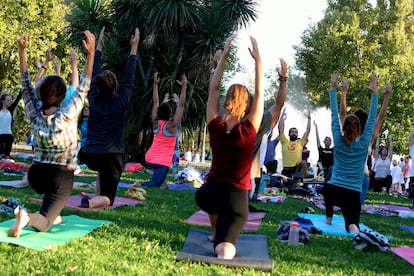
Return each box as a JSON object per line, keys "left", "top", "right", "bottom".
{"left": 83, "top": 50, "right": 137, "bottom": 154}
{"left": 328, "top": 89, "right": 378, "bottom": 192}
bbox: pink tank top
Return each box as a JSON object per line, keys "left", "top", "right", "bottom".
{"left": 145, "top": 120, "right": 177, "bottom": 167}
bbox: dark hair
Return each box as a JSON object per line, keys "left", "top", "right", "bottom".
{"left": 37, "top": 75, "right": 67, "bottom": 109}
{"left": 343, "top": 114, "right": 361, "bottom": 144}
{"left": 354, "top": 109, "right": 367, "bottom": 132}
{"left": 288, "top": 127, "right": 298, "bottom": 136}
{"left": 92, "top": 70, "right": 117, "bottom": 99}
{"left": 1, "top": 93, "right": 10, "bottom": 101}
{"left": 157, "top": 102, "right": 172, "bottom": 120}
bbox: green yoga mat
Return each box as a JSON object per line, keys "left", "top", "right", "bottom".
{"left": 0, "top": 215, "right": 111, "bottom": 250}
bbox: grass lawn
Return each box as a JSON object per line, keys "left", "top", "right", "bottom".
{"left": 0, "top": 167, "right": 414, "bottom": 275}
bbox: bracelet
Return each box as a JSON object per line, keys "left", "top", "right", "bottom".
{"left": 210, "top": 68, "right": 216, "bottom": 75}
{"left": 41, "top": 65, "right": 47, "bottom": 70}
{"left": 278, "top": 76, "right": 287, "bottom": 82}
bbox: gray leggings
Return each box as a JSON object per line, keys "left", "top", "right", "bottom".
{"left": 195, "top": 178, "right": 248, "bottom": 248}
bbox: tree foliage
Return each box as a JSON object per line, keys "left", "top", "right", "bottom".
{"left": 294, "top": 0, "right": 414, "bottom": 154}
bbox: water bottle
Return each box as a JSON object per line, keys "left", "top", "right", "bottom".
{"left": 288, "top": 221, "right": 300, "bottom": 245}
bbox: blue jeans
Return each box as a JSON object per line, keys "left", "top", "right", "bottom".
{"left": 360, "top": 174, "right": 369, "bottom": 205}
{"left": 142, "top": 162, "right": 169, "bottom": 187}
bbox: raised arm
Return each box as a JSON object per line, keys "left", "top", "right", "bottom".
{"left": 314, "top": 120, "right": 321, "bottom": 148}
{"left": 301, "top": 109, "right": 311, "bottom": 141}
{"left": 53, "top": 58, "right": 61, "bottom": 76}
{"left": 81, "top": 30, "right": 96, "bottom": 80}
{"left": 410, "top": 129, "right": 414, "bottom": 147}
{"left": 373, "top": 137, "right": 380, "bottom": 159}
{"left": 267, "top": 58, "right": 287, "bottom": 125}
{"left": 207, "top": 35, "right": 235, "bottom": 124}
{"left": 170, "top": 74, "right": 187, "bottom": 128}
{"left": 245, "top": 36, "right": 264, "bottom": 132}
{"left": 278, "top": 107, "right": 286, "bottom": 136}
{"left": 35, "top": 47, "right": 52, "bottom": 82}
{"left": 92, "top": 26, "right": 105, "bottom": 78}
{"left": 69, "top": 50, "right": 79, "bottom": 88}
{"left": 388, "top": 132, "right": 393, "bottom": 159}
{"left": 370, "top": 82, "right": 392, "bottom": 146}
{"left": 339, "top": 79, "right": 349, "bottom": 126}
{"left": 151, "top": 72, "right": 161, "bottom": 127}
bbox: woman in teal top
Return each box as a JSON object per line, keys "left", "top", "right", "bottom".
{"left": 323, "top": 72, "right": 378, "bottom": 234}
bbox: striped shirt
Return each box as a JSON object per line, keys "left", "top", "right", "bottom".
{"left": 20, "top": 71, "right": 90, "bottom": 170}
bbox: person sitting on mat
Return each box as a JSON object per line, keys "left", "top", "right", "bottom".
{"left": 195, "top": 34, "right": 264, "bottom": 259}
{"left": 323, "top": 72, "right": 378, "bottom": 234}
{"left": 8, "top": 30, "right": 95, "bottom": 238}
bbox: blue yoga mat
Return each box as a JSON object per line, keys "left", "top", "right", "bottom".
{"left": 0, "top": 215, "right": 111, "bottom": 250}
{"left": 298, "top": 213, "right": 393, "bottom": 241}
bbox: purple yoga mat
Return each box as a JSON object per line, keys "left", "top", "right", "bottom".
{"left": 376, "top": 204, "right": 412, "bottom": 212}
{"left": 29, "top": 193, "right": 142, "bottom": 211}
{"left": 391, "top": 247, "right": 414, "bottom": 266}
{"left": 184, "top": 210, "right": 266, "bottom": 231}
{"left": 400, "top": 226, "right": 414, "bottom": 232}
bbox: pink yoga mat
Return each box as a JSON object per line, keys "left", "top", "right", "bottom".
{"left": 184, "top": 210, "right": 266, "bottom": 231}
{"left": 29, "top": 193, "right": 142, "bottom": 211}
{"left": 391, "top": 247, "right": 414, "bottom": 266}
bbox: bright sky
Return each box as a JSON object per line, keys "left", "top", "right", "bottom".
{"left": 235, "top": 0, "right": 329, "bottom": 168}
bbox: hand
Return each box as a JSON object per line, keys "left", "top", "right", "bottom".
{"left": 82, "top": 30, "right": 96, "bottom": 56}
{"left": 154, "top": 72, "right": 160, "bottom": 85}
{"left": 248, "top": 36, "right": 260, "bottom": 61}
{"left": 35, "top": 57, "right": 42, "bottom": 69}
{"left": 53, "top": 58, "right": 61, "bottom": 74}
{"left": 277, "top": 58, "right": 287, "bottom": 77}
{"left": 172, "top": 93, "right": 179, "bottom": 104}
{"left": 330, "top": 72, "right": 339, "bottom": 90}
{"left": 384, "top": 82, "right": 392, "bottom": 97}
{"left": 69, "top": 50, "right": 77, "bottom": 65}
{"left": 366, "top": 72, "right": 378, "bottom": 94}
{"left": 223, "top": 34, "right": 236, "bottom": 57}
{"left": 17, "top": 34, "right": 29, "bottom": 50}
{"left": 45, "top": 47, "right": 52, "bottom": 62}
{"left": 313, "top": 120, "right": 317, "bottom": 127}
{"left": 130, "top": 28, "right": 140, "bottom": 50}
{"left": 162, "top": 93, "right": 170, "bottom": 103}
{"left": 341, "top": 79, "right": 349, "bottom": 92}
{"left": 306, "top": 110, "right": 311, "bottom": 120}
{"left": 176, "top": 74, "right": 187, "bottom": 91}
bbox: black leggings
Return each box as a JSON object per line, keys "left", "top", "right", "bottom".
{"left": 28, "top": 163, "right": 74, "bottom": 232}
{"left": 0, "top": 134, "right": 13, "bottom": 158}
{"left": 80, "top": 152, "right": 122, "bottom": 205}
{"left": 372, "top": 175, "right": 392, "bottom": 193}
{"left": 323, "top": 183, "right": 361, "bottom": 233}
{"left": 195, "top": 178, "right": 248, "bottom": 248}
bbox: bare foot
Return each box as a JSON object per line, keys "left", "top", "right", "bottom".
{"left": 18, "top": 175, "right": 29, "bottom": 187}
{"left": 132, "top": 181, "right": 141, "bottom": 187}
{"left": 8, "top": 209, "right": 30, "bottom": 238}
{"left": 325, "top": 217, "right": 332, "bottom": 225}
{"left": 53, "top": 215, "right": 63, "bottom": 225}
{"left": 349, "top": 224, "right": 359, "bottom": 234}
{"left": 215, "top": 242, "right": 236, "bottom": 259}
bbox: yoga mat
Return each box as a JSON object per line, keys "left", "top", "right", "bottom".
{"left": 184, "top": 210, "right": 266, "bottom": 231}
{"left": 298, "top": 213, "right": 393, "bottom": 241}
{"left": 400, "top": 226, "right": 414, "bottom": 232}
{"left": 29, "top": 194, "right": 142, "bottom": 211}
{"left": 176, "top": 228, "right": 273, "bottom": 272}
{"left": 0, "top": 215, "right": 111, "bottom": 250}
{"left": 0, "top": 180, "right": 28, "bottom": 188}
{"left": 167, "top": 184, "right": 197, "bottom": 190}
{"left": 376, "top": 204, "right": 412, "bottom": 212}
{"left": 391, "top": 247, "right": 414, "bottom": 266}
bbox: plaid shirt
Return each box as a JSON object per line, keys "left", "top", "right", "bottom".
{"left": 20, "top": 71, "right": 91, "bottom": 170}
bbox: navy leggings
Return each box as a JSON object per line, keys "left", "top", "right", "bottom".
{"left": 0, "top": 134, "right": 13, "bottom": 157}
{"left": 80, "top": 152, "right": 122, "bottom": 205}
{"left": 323, "top": 183, "right": 361, "bottom": 232}
{"left": 195, "top": 178, "right": 248, "bottom": 248}
{"left": 28, "top": 163, "right": 74, "bottom": 232}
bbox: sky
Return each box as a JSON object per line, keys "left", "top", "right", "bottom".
{"left": 234, "top": 0, "right": 329, "bottom": 168}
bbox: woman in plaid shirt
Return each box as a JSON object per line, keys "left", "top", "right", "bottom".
{"left": 8, "top": 31, "right": 95, "bottom": 238}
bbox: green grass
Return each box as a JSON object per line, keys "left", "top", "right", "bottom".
{"left": 1, "top": 169, "right": 414, "bottom": 275}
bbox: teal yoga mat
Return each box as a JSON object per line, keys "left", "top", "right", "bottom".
{"left": 298, "top": 213, "right": 393, "bottom": 241}
{"left": 0, "top": 215, "right": 111, "bottom": 250}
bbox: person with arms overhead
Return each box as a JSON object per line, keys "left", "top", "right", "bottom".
{"left": 195, "top": 34, "right": 264, "bottom": 259}
{"left": 8, "top": 30, "right": 95, "bottom": 237}
{"left": 79, "top": 27, "right": 140, "bottom": 208}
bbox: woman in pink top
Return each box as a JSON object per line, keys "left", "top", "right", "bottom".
{"left": 140, "top": 72, "right": 187, "bottom": 188}
{"left": 195, "top": 35, "right": 264, "bottom": 260}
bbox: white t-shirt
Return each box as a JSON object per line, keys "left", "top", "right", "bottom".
{"left": 0, "top": 110, "right": 12, "bottom": 135}
{"left": 390, "top": 165, "right": 404, "bottom": 184}
{"left": 374, "top": 158, "right": 391, "bottom": 179}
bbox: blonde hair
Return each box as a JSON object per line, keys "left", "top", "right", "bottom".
{"left": 224, "top": 84, "right": 251, "bottom": 117}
